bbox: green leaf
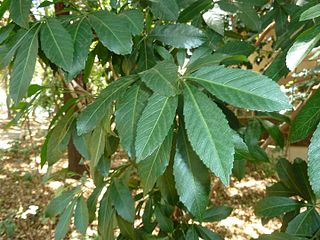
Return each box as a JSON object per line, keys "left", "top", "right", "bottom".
{"left": 308, "top": 122, "right": 320, "bottom": 199}
{"left": 135, "top": 94, "right": 178, "bottom": 160}
{"left": 154, "top": 205, "right": 174, "bottom": 233}
{"left": 87, "top": 186, "right": 103, "bottom": 223}
{"left": 74, "top": 196, "right": 89, "bottom": 235}
{"left": 98, "top": 191, "right": 116, "bottom": 240}
{"left": 236, "top": 2, "right": 261, "bottom": 31}
{"left": 255, "top": 197, "right": 302, "bottom": 218}
{"left": 289, "top": 89, "right": 320, "bottom": 142}
{"left": 9, "top": 0, "right": 32, "bottom": 28}
{"left": 216, "top": 40, "right": 255, "bottom": 57}
{"left": 185, "top": 65, "right": 291, "bottom": 112}
{"left": 276, "top": 158, "right": 315, "bottom": 202}
{"left": 40, "top": 18, "right": 74, "bottom": 71}
{"left": 89, "top": 126, "right": 106, "bottom": 168}
{"left": 9, "top": 25, "right": 39, "bottom": 103}
{"left": 233, "top": 159, "right": 246, "bottom": 181}
{"left": 173, "top": 127, "right": 210, "bottom": 219}
{"left": 120, "top": 9, "right": 144, "bottom": 36}
{"left": 110, "top": 179, "right": 135, "bottom": 223}
{"left": 117, "top": 215, "right": 136, "bottom": 239}
{"left": 178, "top": 0, "right": 212, "bottom": 22}
{"left": 186, "top": 225, "right": 199, "bottom": 240}
{"left": 286, "top": 208, "right": 320, "bottom": 236}
{"left": 72, "top": 130, "right": 90, "bottom": 160}
{"left": 0, "top": 25, "right": 38, "bottom": 69}
{"left": 0, "top": 23, "right": 15, "bottom": 44}
{"left": 257, "top": 233, "right": 306, "bottom": 240}
{"left": 151, "top": 24, "right": 205, "bottom": 49}
{"left": 195, "top": 225, "right": 222, "bottom": 240}
{"left": 157, "top": 162, "right": 179, "bottom": 205}
{"left": 47, "top": 110, "right": 74, "bottom": 165}
{"left": 150, "top": 0, "right": 179, "bottom": 21}
{"left": 65, "top": 17, "right": 93, "bottom": 80}
{"left": 202, "top": 206, "right": 232, "bottom": 222}
{"left": 138, "top": 131, "right": 172, "bottom": 194}
{"left": 300, "top": 3, "right": 320, "bottom": 21}
{"left": 54, "top": 200, "right": 76, "bottom": 240}
{"left": 139, "top": 61, "right": 179, "bottom": 97}
{"left": 286, "top": 25, "right": 320, "bottom": 71}
{"left": 244, "top": 119, "right": 269, "bottom": 162}
{"left": 260, "top": 120, "right": 284, "bottom": 148}
{"left": 266, "top": 182, "right": 295, "bottom": 197}
{"left": 77, "top": 75, "right": 136, "bottom": 135}
{"left": 183, "top": 83, "right": 234, "bottom": 185}
{"left": 185, "top": 53, "right": 227, "bottom": 74}
{"left": 264, "top": 50, "right": 289, "bottom": 82}
{"left": 45, "top": 190, "right": 75, "bottom": 218}
{"left": 202, "top": 8, "right": 225, "bottom": 36}
{"left": 88, "top": 11, "right": 132, "bottom": 55}
{"left": 115, "top": 85, "right": 149, "bottom": 158}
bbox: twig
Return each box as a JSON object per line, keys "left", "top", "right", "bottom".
{"left": 255, "top": 21, "right": 275, "bottom": 47}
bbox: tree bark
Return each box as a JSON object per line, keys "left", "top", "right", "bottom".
{"left": 55, "top": 3, "right": 86, "bottom": 176}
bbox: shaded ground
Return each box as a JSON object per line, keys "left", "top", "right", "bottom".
{"left": 0, "top": 112, "right": 281, "bottom": 239}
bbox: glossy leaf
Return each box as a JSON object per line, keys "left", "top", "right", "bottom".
{"left": 202, "top": 206, "right": 232, "bottom": 222}
{"left": 135, "top": 94, "right": 178, "bottom": 160}
{"left": 276, "top": 158, "right": 315, "bottom": 202}
{"left": 120, "top": 9, "right": 144, "bottom": 36}
{"left": 173, "top": 127, "right": 210, "bottom": 219}
{"left": 286, "top": 208, "right": 320, "bottom": 236}
{"left": 202, "top": 8, "right": 225, "bottom": 35}
{"left": 0, "top": 26, "right": 38, "bottom": 69}
{"left": 150, "top": 0, "right": 179, "bottom": 21}
{"left": 40, "top": 18, "right": 74, "bottom": 71}
{"left": 185, "top": 65, "right": 291, "bottom": 112}
{"left": 183, "top": 83, "right": 234, "bottom": 185}
{"left": 266, "top": 182, "right": 295, "bottom": 197}
{"left": 77, "top": 76, "right": 136, "bottom": 135}
{"left": 45, "top": 190, "right": 75, "bottom": 218}
{"left": 138, "top": 131, "right": 172, "bottom": 194}
{"left": 110, "top": 179, "right": 135, "bottom": 223}
{"left": 154, "top": 205, "right": 174, "bottom": 233}
{"left": 300, "top": 3, "right": 320, "bottom": 21}
{"left": 66, "top": 17, "right": 93, "bottom": 80}
{"left": 255, "top": 197, "right": 301, "bottom": 218}
{"left": 116, "top": 85, "right": 149, "bottom": 158}
{"left": 186, "top": 226, "right": 199, "bottom": 239}
{"left": 98, "top": 191, "right": 115, "bottom": 240}
{"left": 54, "top": 200, "right": 76, "bottom": 240}
{"left": 236, "top": 2, "right": 261, "bottom": 31}
{"left": 178, "top": 0, "right": 212, "bottom": 22}
{"left": 151, "top": 24, "right": 205, "bottom": 49}
{"left": 258, "top": 233, "right": 305, "bottom": 240}
{"left": 308, "top": 122, "right": 320, "bottom": 199}
{"left": 88, "top": 11, "right": 132, "bottom": 55}
{"left": 139, "top": 61, "right": 179, "bottom": 97}
{"left": 10, "top": 26, "right": 39, "bottom": 103}
{"left": 47, "top": 110, "right": 74, "bottom": 165}
{"left": 72, "top": 130, "right": 90, "bottom": 160}
{"left": 74, "top": 196, "right": 89, "bottom": 235}
{"left": 0, "top": 24, "right": 15, "bottom": 44}
{"left": 9, "top": 0, "right": 32, "bottom": 28}
{"left": 289, "top": 89, "right": 320, "bottom": 142}
{"left": 286, "top": 25, "right": 320, "bottom": 71}
{"left": 196, "top": 225, "right": 222, "bottom": 240}
{"left": 89, "top": 125, "right": 106, "bottom": 169}
{"left": 260, "top": 120, "right": 284, "bottom": 148}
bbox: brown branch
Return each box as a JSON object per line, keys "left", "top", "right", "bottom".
{"left": 255, "top": 21, "right": 275, "bottom": 47}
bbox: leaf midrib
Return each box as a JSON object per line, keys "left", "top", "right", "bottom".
{"left": 138, "top": 96, "right": 169, "bottom": 158}
{"left": 46, "top": 20, "right": 68, "bottom": 69}
{"left": 185, "top": 76, "right": 284, "bottom": 106}
{"left": 185, "top": 84, "right": 227, "bottom": 180}
{"left": 16, "top": 27, "right": 39, "bottom": 101}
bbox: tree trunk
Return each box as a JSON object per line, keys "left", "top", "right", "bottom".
{"left": 55, "top": 3, "right": 86, "bottom": 176}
